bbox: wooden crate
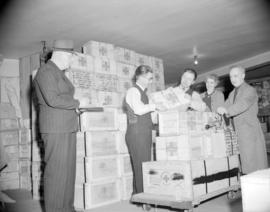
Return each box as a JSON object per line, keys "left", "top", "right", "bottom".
{"left": 19, "top": 128, "right": 31, "bottom": 144}
{"left": 97, "top": 91, "right": 120, "bottom": 108}
{"left": 135, "top": 53, "right": 152, "bottom": 67}
{"left": 116, "top": 62, "right": 135, "bottom": 79}
{"left": 120, "top": 174, "right": 133, "bottom": 200}
{"left": 0, "top": 130, "right": 19, "bottom": 146}
{"left": 94, "top": 57, "right": 117, "bottom": 75}
{"left": 66, "top": 69, "right": 95, "bottom": 90}
{"left": 4, "top": 145, "right": 19, "bottom": 161}
{"left": 116, "top": 131, "right": 129, "bottom": 154}
{"left": 79, "top": 109, "right": 118, "bottom": 131}
{"left": 75, "top": 157, "right": 85, "bottom": 184}
{"left": 118, "top": 154, "right": 133, "bottom": 176}
{"left": 19, "top": 159, "right": 30, "bottom": 175}
{"left": 155, "top": 132, "right": 213, "bottom": 161}
{"left": 19, "top": 144, "right": 31, "bottom": 159}
{"left": 70, "top": 52, "right": 94, "bottom": 71}
{"left": 85, "top": 131, "right": 119, "bottom": 156}
{"left": 74, "top": 183, "right": 85, "bottom": 210}
{"left": 73, "top": 88, "right": 99, "bottom": 108}
{"left": 84, "top": 179, "right": 121, "bottom": 209}
{"left": 82, "top": 41, "right": 115, "bottom": 59}
{"left": 0, "top": 118, "right": 19, "bottom": 131}
{"left": 94, "top": 73, "right": 119, "bottom": 92}
{"left": 158, "top": 111, "right": 217, "bottom": 136}
{"left": 85, "top": 155, "right": 120, "bottom": 182}
{"left": 114, "top": 47, "right": 136, "bottom": 65}
{"left": 118, "top": 78, "right": 132, "bottom": 93}
{"left": 0, "top": 77, "right": 20, "bottom": 103}
{"left": 241, "top": 169, "right": 270, "bottom": 212}
{"left": 20, "top": 173, "right": 31, "bottom": 190}
{"left": 1, "top": 160, "right": 19, "bottom": 173}
{"left": 0, "top": 103, "right": 16, "bottom": 119}
{"left": 76, "top": 132, "right": 86, "bottom": 157}
{"left": 0, "top": 178, "right": 20, "bottom": 190}
{"left": 143, "top": 155, "right": 240, "bottom": 201}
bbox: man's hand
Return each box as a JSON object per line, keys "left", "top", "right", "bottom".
{"left": 217, "top": 107, "right": 228, "bottom": 115}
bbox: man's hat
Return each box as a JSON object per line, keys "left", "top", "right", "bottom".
{"left": 52, "top": 39, "right": 74, "bottom": 53}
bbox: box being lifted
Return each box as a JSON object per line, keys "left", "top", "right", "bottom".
{"left": 143, "top": 155, "right": 240, "bottom": 201}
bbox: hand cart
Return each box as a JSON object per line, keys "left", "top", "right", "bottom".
{"left": 131, "top": 184, "right": 240, "bottom": 212}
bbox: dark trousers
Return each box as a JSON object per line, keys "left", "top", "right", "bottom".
{"left": 126, "top": 125, "right": 152, "bottom": 194}
{"left": 41, "top": 132, "right": 76, "bottom": 212}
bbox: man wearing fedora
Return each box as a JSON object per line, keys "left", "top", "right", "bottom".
{"left": 33, "top": 39, "right": 80, "bottom": 212}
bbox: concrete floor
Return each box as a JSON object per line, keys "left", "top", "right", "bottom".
{"left": 0, "top": 189, "right": 242, "bottom": 212}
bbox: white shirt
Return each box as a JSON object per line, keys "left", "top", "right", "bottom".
{"left": 125, "top": 83, "right": 156, "bottom": 115}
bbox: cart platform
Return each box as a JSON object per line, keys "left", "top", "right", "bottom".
{"left": 131, "top": 184, "right": 240, "bottom": 212}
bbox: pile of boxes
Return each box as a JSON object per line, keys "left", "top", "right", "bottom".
{"left": 0, "top": 104, "right": 31, "bottom": 191}
{"left": 66, "top": 40, "right": 166, "bottom": 209}
{"left": 143, "top": 109, "right": 240, "bottom": 201}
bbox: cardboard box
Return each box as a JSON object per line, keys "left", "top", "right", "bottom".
{"left": 118, "top": 154, "right": 132, "bottom": 176}
{"left": 84, "top": 179, "right": 121, "bottom": 209}
{"left": 120, "top": 175, "right": 133, "bottom": 200}
{"left": 118, "top": 78, "right": 133, "bottom": 93}
{"left": 0, "top": 118, "right": 19, "bottom": 131}
{"left": 4, "top": 145, "right": 19, "bottom": 161}
{"left": 85, "top": 155, "right": 120, "bottom": 182}
{"left": 143, "top": 155, "right": 240, "bottom": 201}
{"left": 0, "top": 130, "right": 19, "bottom": 146}
{"left": 114, "top": 47, "right": 136, "bottom": 65}
{"left": 241, "top": 169, "right": 270, "bottom": 212}
{"left": 158, "top": 111, "right": 217, "bottom": 136}
{"left": 66, "top": 69, "right": 95, "bottom": 90}
{"left": 79, "top": 109, "right": 118, "bottom": 131}
{"left": 70, "top": 52, "right": 94, "bottom": 71}
{"left": 74, "top": 183, "right": 85, "bottom": 210}
{"left": 83, "top": 41, "right": 115, "bottom": 59}
{"left": 94, "top": 73, "right": 119, "bottom": 92}
{"left": 135, "top": 53, "right": 152, "bottom": 67}
{"left": 97, "top": 91, "right": 120, "bottom": 108}
{"left": 94, "top": 57, "right": 117, "bottom": 75}
{"left": 73, "top": 88, "right": 99, "bottom": 108}
{"left": 116, "top": 63, "right": 135, "bottom": 79}
{"left": 85, "top": 131, "right": 119, "bottom": 156}
{"left": 155, "top": 132, "right": 213, "bottom": 161}
{"left": 75, "top": 157, "right": 85, "bottom": 184}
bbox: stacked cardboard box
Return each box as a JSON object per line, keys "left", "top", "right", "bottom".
{"left": 142, "top": 109, "right": 240, "bottom": 201}
{"left": 68, "top": 40, "right": 166, "bottom": 209}
{"left": 0, "top": 103, "right": 31, "bottom": 191}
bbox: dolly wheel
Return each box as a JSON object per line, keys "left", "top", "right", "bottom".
{"left": 142, "top": 204, "right": 151, "bottom": 211}
{"left": 227, "top": 191, "right": 237, "bottom": 200}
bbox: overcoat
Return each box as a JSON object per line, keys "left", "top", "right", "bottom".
{"left": 225, "top": 82, "right": 268, "bottom": 174}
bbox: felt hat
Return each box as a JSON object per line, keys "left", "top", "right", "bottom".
{"left": 52, "top": 39, "right": 74, "bottom": 53}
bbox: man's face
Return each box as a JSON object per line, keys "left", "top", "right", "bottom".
{"left": 181, "top": 72, "right": 195, "bottom": 89}
{"left": 230, "top": 68, "right": 245, "bottom": 87}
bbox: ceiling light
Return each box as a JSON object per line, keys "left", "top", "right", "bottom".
{"left": 194, "top": 55, "right": 198, "bottom": 65}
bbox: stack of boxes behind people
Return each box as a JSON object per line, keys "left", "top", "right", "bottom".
{"left": 0, "top": 69, "right": 32, "bottom": 192}
{"left": 64, "top": 41, "right": 165, "bottom": 210}
{"left": 143, "top": 109, "right": 241, "bottom": 201}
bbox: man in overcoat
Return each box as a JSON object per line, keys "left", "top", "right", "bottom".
{"left": 33, "top": 39, "right": 80, "bottom": 212}
{"left": 217, "top": 66, "right": 268, "bottom": 174}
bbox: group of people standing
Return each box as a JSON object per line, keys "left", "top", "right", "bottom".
{"left": 125, "top": 65, "right": 268, "bottom": 201}
{"left": 1, "top": 39, "right": 267, "bottom": 212}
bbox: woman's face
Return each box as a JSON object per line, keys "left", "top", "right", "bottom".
{"left": 206, "top": 78, "right": 217, "bottom": 93}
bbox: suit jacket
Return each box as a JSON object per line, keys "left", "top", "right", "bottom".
{"left": 201, "top": 89, "right": 225, "bottom": 112}
{"left": 225, "top": 82, "right": 268, "bottom": 173}
{"left": 33, "top": 61, "right": 79, "bottom": 133}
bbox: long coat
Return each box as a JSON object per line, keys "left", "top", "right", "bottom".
{"left": 225, "top": 82, "right": 268, "bottom": 174}
{"left": 201, "top": 89, "right": 225, "bottom": 112}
